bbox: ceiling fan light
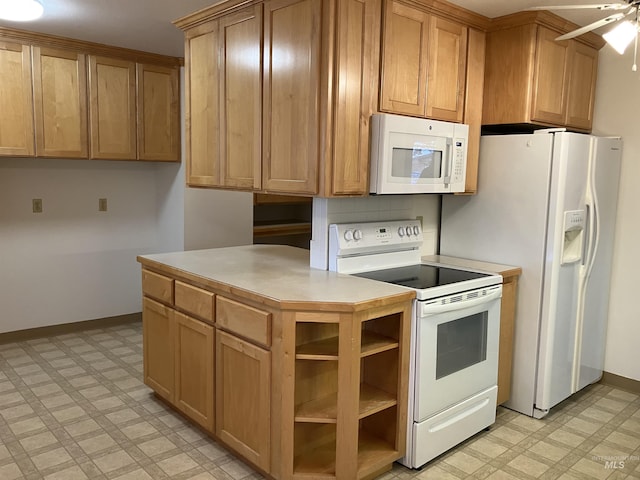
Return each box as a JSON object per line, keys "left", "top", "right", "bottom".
{"left": 603, "top": 20, "right": 638, "bottom": 54}
{"left": 0, "top": 0, "right": 43, "bottom": 22}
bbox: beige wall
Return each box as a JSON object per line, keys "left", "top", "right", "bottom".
{"left": 592, "top": 47, "right": 640, "bottom": 381}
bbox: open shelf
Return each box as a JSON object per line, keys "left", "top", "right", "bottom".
{"left": 295, "top": 383, "right": 396, "bottom": 423}
{"left": 296, "top": 336, "right": 339, "bottom": 360}
{"left": 361, "top": 330, "right": 399, "bottom": 357}
{"left": 358, "top": 384, "right": 397, "bottom": 419}
{"left": 253, "top": 220, "right": 312, "bottom": 237}
{"left": 357, "top": 429, "right": 399, "bottom": 478}
{"left": 293, "top": 423, "right": 336, "bottom": 478}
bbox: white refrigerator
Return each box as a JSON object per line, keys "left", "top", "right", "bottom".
{"left": 440, "top": 131, "right": 622, "bottom": 418}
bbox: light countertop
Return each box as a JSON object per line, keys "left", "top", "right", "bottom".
{"left": 138, "top": 244, "right": 415, "bottom": 311}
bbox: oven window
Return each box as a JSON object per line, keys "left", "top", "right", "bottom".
{"left": 436, "top": 312, "right": 488, "bottom": 379}
{"left": 391, "top": 147, "right": 442, "bottom": 181}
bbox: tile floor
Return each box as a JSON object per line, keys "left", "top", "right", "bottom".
{"left": 0, "top": 321, "right": 639, "bottom": 480}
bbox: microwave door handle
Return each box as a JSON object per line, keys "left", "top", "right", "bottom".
{"left": 443, "top": 138, "right": 453, "bottom": 186}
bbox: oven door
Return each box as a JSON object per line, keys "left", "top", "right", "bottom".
{"left": 414, "top": 285, "right": 501, "bottom": 422}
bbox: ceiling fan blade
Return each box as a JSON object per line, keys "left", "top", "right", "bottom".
{"left": 554, "top": 12, "right": 628, "bottom": 40}
{"left": 526, "top": 4, "right": 629, "bottom": 11}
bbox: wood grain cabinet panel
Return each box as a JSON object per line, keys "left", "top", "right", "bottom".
{"left": 379, "top": 0, "right": 429, "bottom": 116}
{"left": 0, "top": 40, "right": 34, "bottom": 156}
{"left": 32, "top": 46, "right": 88, "bottom": 158}
{"left": 185, "top": 21, "right": 220, "bottom": 186}
{"left": 483, "top": 13, "right": 602, "bottom": 132}
{"left": 262, "top": 0, "right": 321, "bottom": 194}
{"left": 175, "top": 312, "right": 215, "bottom": 432}
{"left": 216, "top": 330, "right": 271, "bottom": 472}
{"left": 531, "top": 26, "right": 569, "bottom": 126}
{"left": 136, "top": 63, "right": 180, "bottom": 161}
{"left": 177, "top": 0, "right": 380, "bottom": 196}
{"left": 88, "top": 56, "right": 137, "bottom": 159}
{"left": 426, "top": 15, "right": 467, "bottom": 122}
{"left": 142, "top": 298, "right": 175, "bottom": 403}
{"left": 220, "top": 6, "right": 262, "bottom": 189}
{"left": 565, "top": 41, "right": 598, "bottom": 131}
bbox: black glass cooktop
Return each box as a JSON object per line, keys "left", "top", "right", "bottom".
{"left": 352, "top": 264, "right": 491, "bottom": 290}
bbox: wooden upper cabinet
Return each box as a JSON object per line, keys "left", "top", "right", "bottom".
{"left": 185, "top": 21, "right": 220, "bottom": 186}
{"left": 137, "top": 63, "right": 180, "bottom": 161}
{"left": 262, "top": 0, "right": 320, "bottom": 194}
{"left": 426, "top": 16, "right": 467, "bottom": 122}
{"left": 380, "top": 1, "right": 468, "bottom": 122}
{"left": 566, "top": 41, "right": 598, "bottom": 131}
{"left": 379, "top": 0, "right": 429, "bottom": 116}
{"left": 483, "top": 12, "right": 602, "bottom": 132}
{"left": 531, "top": 26, "right": 570, "bottom": 126}
{"left": 328, "top": 0, "right": 381, "bottom": 195}
{"left": 88, "top": 56, "right": 137, "bottom": 160}
{"left": 0, "top": 40, "right": 34, "bottom": 156}
{"left": 177, "top": 0, "right": 381, "bottom": 196}
{"left": 220, "top": 5, "right": 262, "bottom": 189}
{"left": 32, "top": 46, "right": 88, "bottom": 158}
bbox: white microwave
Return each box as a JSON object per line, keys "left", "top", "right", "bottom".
{"left": 370, "top": 113, "right": 469, "bottom": 194}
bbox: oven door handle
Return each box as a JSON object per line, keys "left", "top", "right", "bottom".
{"left": 420, "top": 287, "right": 502, "bottom": 315}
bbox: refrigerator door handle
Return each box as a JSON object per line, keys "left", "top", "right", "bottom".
{"left": 582, "top": 205, "right": 591, "bottom": 267}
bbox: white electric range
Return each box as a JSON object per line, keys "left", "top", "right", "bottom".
{"left": 328, "top": 219, "right": 503, "bottom": 468}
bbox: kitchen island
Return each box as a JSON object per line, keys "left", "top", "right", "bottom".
{"left": 137, "top": 245, "right": 415, "bottom": 480}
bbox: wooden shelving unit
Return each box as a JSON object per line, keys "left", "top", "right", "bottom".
{"left": 291, "top": 308, "right": 409, "bottom": 479}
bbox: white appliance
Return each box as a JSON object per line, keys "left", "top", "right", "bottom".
{"left": 328, "top": 220, "right": 503, "bottom": 468}
{"left": 440, "top": 131, "right": 622, "bottom": 418}
{"left": 370, "top": 113, "right": 469, "bottom": 194}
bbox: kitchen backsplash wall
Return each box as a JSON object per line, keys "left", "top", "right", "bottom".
{"left": 310, "top": 195, "right": 440, "bottom": 269}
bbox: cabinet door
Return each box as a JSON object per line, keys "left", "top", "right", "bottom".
{"left": 565, "top": 42, "right": 598, "bottom": 131}
{"left": 379, "top": 0, "right": 429, "bottom": 117}
{"left": 220, "top": 5, "right": 262, "bottom": 189}
{"left": 174, "top": 312, "right": 215, "bottom": 432}
{"left": 0, "top": 40, "right": 34, "bottom": 156}
{"left": 185, "top": 21, "right": 221, "bottom": 186}
{"left": 137, "top": 64, "right": 180, "bottom": 161}
{"left": 216, "top": 330, "right": 271, "bottom": 472}
{"left": 426, "top": 16, "right": 467, "bottom": 122}
{"left": 531, "top": 26, "right": 569, "bottom": 126}
{"left": 263, "top": 0, "right": 320, "bottom": 194}
{"left": 32, "top": 46, "right": 88, "bottom": 158}
{"left": 330, "top": 0, "right": 380, "bottom": 195}
{"left": 142, "top": 298, "right": 174, "bottom": 402}
{"left": 88, "top": 56, "right": 136, "bottom": 159}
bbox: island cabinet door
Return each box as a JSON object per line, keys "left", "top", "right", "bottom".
{"left": 174, "top": 312, "right": 215, "bottom": 432}
{"left": 142, "top": 298, "right": 174, "bottom": 403}
{"left": 216, "top": 330, "right": 271, "bottom": 473}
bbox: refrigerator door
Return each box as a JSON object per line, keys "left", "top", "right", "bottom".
{"left": 441, "top": 133, "right": 554, "bottom": 416}
{"left": 576, "top": 137, "right": 622, "bottom": 390}
{"left": 534, "top": 133, "right": 591, "bottom": 414}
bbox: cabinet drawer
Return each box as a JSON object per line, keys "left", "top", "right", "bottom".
{"left": 175, "top": 281, "right": 215, "bottom": 323}
{"left": 142, "top": 269, "right": 174, "bottom": 304}
{"left": 216, "top": 296, "right": 271, "bottom": 347}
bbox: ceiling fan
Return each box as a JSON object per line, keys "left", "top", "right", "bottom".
{"left": 527, "top": 1, "right": 640, "bottom": 67}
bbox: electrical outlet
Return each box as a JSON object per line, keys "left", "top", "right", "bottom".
{"left": 32, "top": 198, "right": 43, "bottom": 213}
{"left": 98, "top": 198, "right": 108, "bottom": 212}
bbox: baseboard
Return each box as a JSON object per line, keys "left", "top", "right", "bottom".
{"left": 600, "top": 371, "right": 640, "bottom": 395}
{"left": 0, "top": 313, "right": 142, "bottom": 344}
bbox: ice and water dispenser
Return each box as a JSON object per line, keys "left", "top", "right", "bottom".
{"left": 561, "top": 210, "right": 586, "bottom": 264}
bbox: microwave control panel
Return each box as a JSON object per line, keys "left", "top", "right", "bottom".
{"left": 452, "top": 139, "right": 466, "bottom": 184}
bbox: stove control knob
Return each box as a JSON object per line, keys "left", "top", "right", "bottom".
{"left": 397, "top": 227, "right": 405, "bottom": 237}
{"left": 353, "top": 229, "right": 363, "bottom": 241}
{"left": 413, "top": 225, "right": 420, "bottom": 236}
{"left": 344, "top": 229, "right": 354, "bottom": 241}
{"left": 405, "top": 225, "right": 413, "bottom": 236}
